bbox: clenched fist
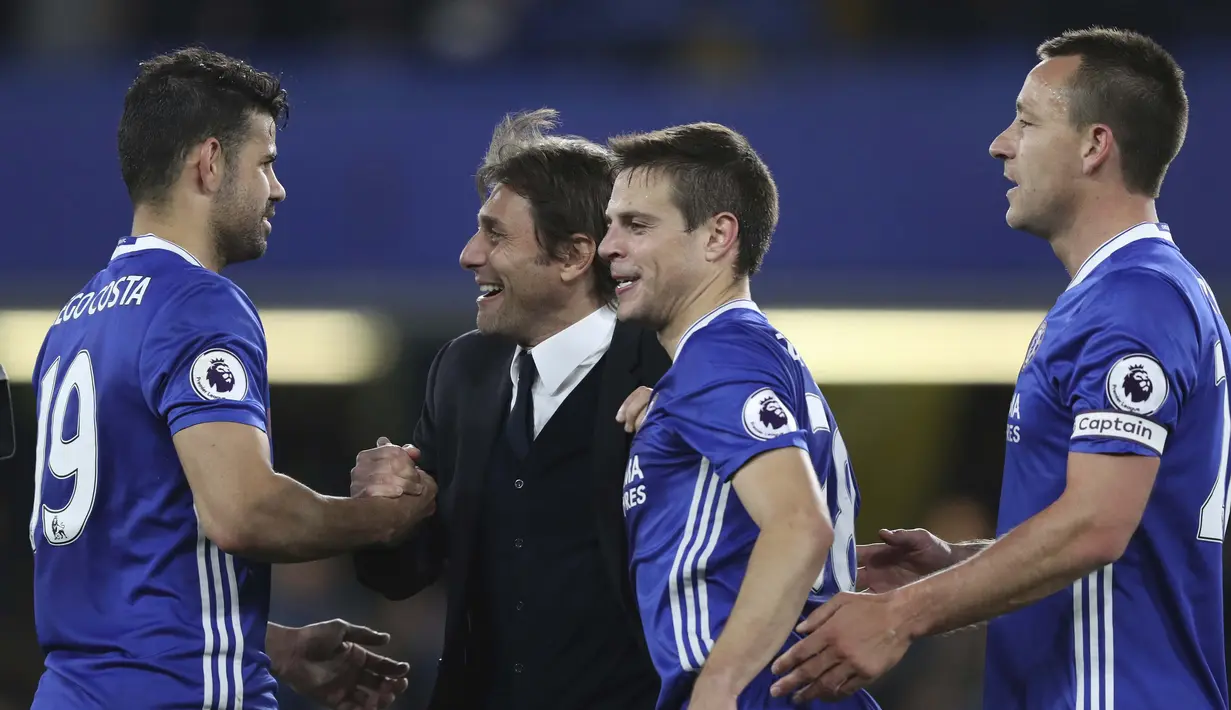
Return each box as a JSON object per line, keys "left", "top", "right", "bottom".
{"left": 351, "top": 437, "right": 430, "bottom": 498}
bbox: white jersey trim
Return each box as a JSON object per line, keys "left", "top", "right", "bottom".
{"left": 668, "top": 459, "right": 710, "bottom": 671}
{"left": 1067, "top": 222, "right": 1173, "bottom": 291}
{"left": 225, "top": 552, "right": 246, "bottom": 710}
{"left": 684, "top": 467, "right": 730, "bottom": 661}
{"left": 209, "top": 542, "right": 232, "bottom": 709}
{"left": 110, "top": 234, "right": 205, "bottom": 268}
{"left": 196, "top": 532, "right": 216, "bottom": 710}
{"left": 666, "top": 457, "right": 732, "bottom": 671}
{"left": 1073, "top": 564, "right": 1114, "bottom": 710}
{"left": 196, "top": 515, "right": 245, "bottom": 709}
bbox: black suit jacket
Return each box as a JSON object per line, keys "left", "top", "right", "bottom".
{"left": 355, "top": 321, "right": 670, "bottom": 709}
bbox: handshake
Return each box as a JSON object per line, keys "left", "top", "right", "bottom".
{"left": 350, "top": 436, "right": 438, "bottom": 504}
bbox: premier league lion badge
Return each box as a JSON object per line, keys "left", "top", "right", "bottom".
{"left": 1106, "top": 353, "right": 1168, "bottom": 416}
{"left": 741, "top": 388, "right": 798, "bottom": 441}
{"left": 190, "top": 348, "right": 249, "bottom": 401}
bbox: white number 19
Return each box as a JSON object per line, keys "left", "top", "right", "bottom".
{"left": 30, "top": 350, "right": 100, "bottom": 550}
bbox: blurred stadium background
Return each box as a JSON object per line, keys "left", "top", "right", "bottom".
{"left": 1, "top": 1, "right": 1229, "bottom": 708}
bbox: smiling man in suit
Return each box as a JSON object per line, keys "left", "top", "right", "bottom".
{"left": 353, "top": 109, "right": 669, "bottom": 710}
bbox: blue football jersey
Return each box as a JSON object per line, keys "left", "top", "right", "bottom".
{"left": 623, "top": 300, "right": 880, "bottom": 710}
{"left": 29, "top": 235, "right": 277, "bottom": 709}
{"left": 988, "top": 223, "right": 1231, "bottom": 710}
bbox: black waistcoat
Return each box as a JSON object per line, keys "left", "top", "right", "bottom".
{"left": 466, "top": 355, "right": 658, "bottom": 710}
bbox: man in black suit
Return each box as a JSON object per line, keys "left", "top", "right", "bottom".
{"left": 352, "top": 109, "right": 669, "bottom": 710}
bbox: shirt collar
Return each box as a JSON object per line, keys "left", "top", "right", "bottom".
{"left": 1067, "top": 222, "right": 1173, "bottom": 291}
{"left": 110, "top": 234, "right": 204, "bottom": 267}
{"left": 512, "top": 306, "right": 618, "bottom": 394}
{"left": 674, "top": 298, "right": 760, "bottom": 359}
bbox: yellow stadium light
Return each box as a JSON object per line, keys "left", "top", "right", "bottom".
{"left": 0, "top": 307, "right": 1047, "bottom": 386}
{"left": 762, "top": 308, "right": 1048, "bottom": 385}
{"left": 0, "top": 309, "right": 397, "bottom": 385}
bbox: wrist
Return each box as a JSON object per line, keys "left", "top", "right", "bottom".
{"left": 693, "top": 667, "right": 741, "bottom": 700}
{"left": 887, "top": 585, "right": 931, "bottom": 641}
{"left": 264, "top": 623, "right": 296, "bottom": 677}
{"left": 951, "top": 539, "right": 991, "bottom": 564}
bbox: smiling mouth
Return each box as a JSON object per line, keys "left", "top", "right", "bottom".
{"left": 478, "top": 284, "right": 504, "bottom": 301}
{"left": 615, "top": 277, "right": 639, "bottom": 294}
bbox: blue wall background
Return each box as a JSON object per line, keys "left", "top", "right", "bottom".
{"left": 2, "top": 50, "right": 1226, "bottom": 308}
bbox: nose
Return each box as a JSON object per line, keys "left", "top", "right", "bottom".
{"left": 597, "top": 226, "right": 623, "bottom": 263}
{"left": 989, "top": 126, "right": 1014, "bottom": 162}
{"left": 459, "top": 231, "right": 486, "bottom": 271}
{"left": 269, "top": 169, "right": 287, "bottom": 203}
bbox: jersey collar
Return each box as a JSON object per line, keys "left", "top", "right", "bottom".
{"left": 1066, "top": 222, "right": 1173, "bottom": 291}
{"left": 110, "top": 234, "right": 204, "bottom": 268}
{"left": 674, "top": 298, "right": 760, "bottom": 360}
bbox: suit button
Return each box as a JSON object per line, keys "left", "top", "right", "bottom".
{"left": 514, "top": 479, "right": 524, "bottom": 489}
{"left": 514, "top": 663, "right": 524, "bottom": 674}
{"left": 515, "top": 600, "right": 524, "bottom": 611}
{"left": 514, "top": 537, "right": 523, "bottom": 549}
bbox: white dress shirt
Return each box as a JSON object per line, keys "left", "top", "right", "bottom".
{"left": 509, "top": 306, "right": 618, "bottom": 438}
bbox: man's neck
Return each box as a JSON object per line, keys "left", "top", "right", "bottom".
{"left": 659, "top": 278, "right": 752, "bottom": 360}
{"left": 131, "top": 205, "right": 220, "bottom": 273}
{"left": 1049, "top": 195, "right": 1158, "bottom": 280}
{"left": 521, "top": 293, "right": 606, "bottom": 349}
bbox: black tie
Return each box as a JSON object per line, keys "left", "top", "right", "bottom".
{"left": 506, "top": 350, "right": 537, "bottom": 458}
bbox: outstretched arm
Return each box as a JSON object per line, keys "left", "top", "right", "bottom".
{"left": 895, "top": 452, "right": 1157, "bottom": 636}
{"left": 176, "top": 422, "right": 436, "bottom": 563}
{"left": 771, "top": 451, "right": 1157, "bottom": 701}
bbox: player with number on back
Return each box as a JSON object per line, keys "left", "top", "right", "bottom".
{"left": 600, "top": 123, "right": 879, "bottom": 710}
{"left": 771, "top": 28, "right": 1231, "bottom": 710}
{"left": 29, "top": 47, "right": 435, "bottom": 710}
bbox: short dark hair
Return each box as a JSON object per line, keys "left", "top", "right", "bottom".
{"left": 118, "top": 46, "right": 289, "bottom": 206}
{"left": 476, "top": 109, "right": 617, "bottom": 305}
{"left": 1037, "top": 27, "right": 1187, "bottom": 198}
{"left": 608, "top": 123, "right": 778, "bottom": 277}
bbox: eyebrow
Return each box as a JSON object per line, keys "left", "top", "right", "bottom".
{"left": 478, "top": 214, "right": 503, "bottom": 231}
{"left": 607, "top": 209, "right": 657, "bottom": 224}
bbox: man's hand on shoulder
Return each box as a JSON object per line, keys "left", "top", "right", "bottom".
{"left": 616, "top": 386, "right": 655, "bottom": 434}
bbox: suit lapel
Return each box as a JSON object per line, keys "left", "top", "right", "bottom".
{"left": 454, "top": 344, "right": 514, "bottom": 573}
{"left": 591, "top": 323, "right": 668, "bottom": 608}
{"left": 592, "top": 326, "right": 640, "bottom": 489}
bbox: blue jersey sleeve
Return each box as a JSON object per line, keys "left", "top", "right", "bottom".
{"left": 1063, "top": 269, "right": 1199, "bottom": 457}
{"left": 664, "top": 325, "right": 808, "bottom": 480}
{"left": 139, "top": 279, "right": 269, "bottom": 436}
